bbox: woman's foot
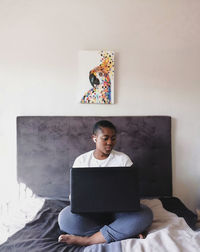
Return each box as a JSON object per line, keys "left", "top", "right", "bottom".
{"left": 137, "top": 231, "right": 148, "bottom": 239}
{"left": 58, "top": 231, "right": 147, "bottom": 245}
{"left": 58, "top": 231, "right": 106, "bottom": 246}
{"left": 58, "top": 234, "right": 90, "bottom": 246}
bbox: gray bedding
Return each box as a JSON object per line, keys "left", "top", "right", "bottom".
{"left": 0, "top": 197, "right": 196, "bottom": 252}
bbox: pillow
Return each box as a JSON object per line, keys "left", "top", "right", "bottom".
{"left": 159, "top": 197, "right": 197, "bottom": 230}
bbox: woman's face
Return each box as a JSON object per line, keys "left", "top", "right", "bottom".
{"left": 93, "top": 127, "right": 116, "bottom": 157}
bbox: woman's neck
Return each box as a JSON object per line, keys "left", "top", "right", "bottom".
{"left": 93, "top": 150, "right": 110, "bottom": 160}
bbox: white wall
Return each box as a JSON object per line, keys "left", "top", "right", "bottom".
{"left": 0, "top": 0, "right": 200, "bottom": 211}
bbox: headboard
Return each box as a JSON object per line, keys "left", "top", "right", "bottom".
{"left": 17, "top": 116, "right": 172, "bottom": 200}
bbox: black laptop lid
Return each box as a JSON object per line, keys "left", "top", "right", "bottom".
{"left": 70, "top": 166, "right": 140, "bottom": 213}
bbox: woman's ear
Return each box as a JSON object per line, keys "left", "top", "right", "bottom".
{"left": 92, "top": 135, "right": 97, "bottom": 143}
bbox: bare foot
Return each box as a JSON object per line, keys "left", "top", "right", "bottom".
{"left": 58, "top": 234, "right": 90, "bottom": 246}
{"left": 137, "top": 231, "right": 148, "bottom": 239}
{"left": 138, "top": 233, "right": 144, "bottom": 239}
{"left": 58, "top": 231, "right": 106, "bottom": 246}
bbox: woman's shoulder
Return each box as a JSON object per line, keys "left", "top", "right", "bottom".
{"left": 111, "top": 150, "right": 130, "bottom": 158}
{"left": 73, "top": 150, "right": 94, "bottom": 167}
{"left": 111, "top": 150, "right": 133, "bottom": 166}
{"left": 76, "top": 150, "right": 94, "bottom": 159}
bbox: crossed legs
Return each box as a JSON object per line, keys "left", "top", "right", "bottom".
{"left": 58, "top": 204, "right": 153, "bottom": 245}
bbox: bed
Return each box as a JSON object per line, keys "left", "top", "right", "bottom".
{"left": 0, "top": 116, "right": 199, "bottom": 252}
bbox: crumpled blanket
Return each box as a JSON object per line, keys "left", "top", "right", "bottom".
{"left": 120, "top": 199, "right": 200, "bottom": 252}
{"left": 0, "top": 199, "right": 199, "bottom": 252}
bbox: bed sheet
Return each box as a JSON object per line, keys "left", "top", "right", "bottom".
{"left": 121, "top": 199, "right": 200, "bottom": 252}
{"left": 0, "top": 198, "right": 198, "bottom": 252}
{"left": 0, "top": 184, "right": 45, "bottom": 245}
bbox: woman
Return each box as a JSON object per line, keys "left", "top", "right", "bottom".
{"left": 58, "top": 120, "right": 153, "bottom": 246}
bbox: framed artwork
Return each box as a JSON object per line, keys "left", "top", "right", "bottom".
{"left": 78, "top": 50, "right": 114, "bottom": 104}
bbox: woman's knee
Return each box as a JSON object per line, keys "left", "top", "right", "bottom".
{"left": 58, "top": 206, "right": 102, "bottom": 235}
{"left": 140, "top": 204, "right": 153, "bottom": 226}
{"left": 58, "top": 206, "right": 72, "bottom": 232}
{"left": 126, "top": 205, "right": 153, "bottom": 237}
{"left": 58, "top": 205, "right": 85, "bottom": 234}
{"left": 110, "top": 205, "right": 153, "bottom": 238}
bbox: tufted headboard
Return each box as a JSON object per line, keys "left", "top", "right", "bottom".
{"left": 17, "top": 116, "right": 172, "bottom": 200}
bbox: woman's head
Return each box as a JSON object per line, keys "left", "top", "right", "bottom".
{"left": 92, "top": 120, "right": 117, "bottom": 158}
{"left": 93, "top": 120, "right": 116, "bottom": 135}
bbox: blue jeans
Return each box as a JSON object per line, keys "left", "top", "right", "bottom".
{"left": 58, "top": 204, "right": 153, "bottom": 243}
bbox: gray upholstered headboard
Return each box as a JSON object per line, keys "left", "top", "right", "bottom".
{"left": 17, "top": 116, "right": 172, "bottom": 200}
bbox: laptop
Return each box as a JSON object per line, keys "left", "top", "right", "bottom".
{"left": 70, "top": 166, "right": 140, "bottom": 213}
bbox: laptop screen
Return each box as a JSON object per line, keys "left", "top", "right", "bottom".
{"left": 70, "top": 166, "right": 140, "bottom": 213}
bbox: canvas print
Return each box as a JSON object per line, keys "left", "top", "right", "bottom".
{"left": 78, "top": 50, "right": 114, "bottom": 104}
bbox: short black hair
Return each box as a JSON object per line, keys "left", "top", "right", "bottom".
{"left": 93, "top": 120, "right": 117, "bottom": 135}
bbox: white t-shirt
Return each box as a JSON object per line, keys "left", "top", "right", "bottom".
{"left": 73, "top": 149, "right": 133, "bottom": 168}
{"left": 69, "top": 150, "right": 133, "bottom": 200}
